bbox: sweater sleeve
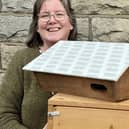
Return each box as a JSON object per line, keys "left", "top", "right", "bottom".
{"left": 0, "top": 51, "right": 29, "bottom": 129}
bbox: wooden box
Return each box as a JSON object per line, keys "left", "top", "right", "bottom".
{"left": 48, "top": 93, "right": 129, "bottom": 129}
{"left": 35, "top": 67, "right": 129, "bottom": 101}
{"left": 23, "top": 41, "right": 129, "bottom": 101}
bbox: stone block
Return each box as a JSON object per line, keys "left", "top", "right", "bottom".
{"left": 1, "top": 43, "right": 25, "bottom": 69}
{"left": 0, "top": 69, "right": 5, "bottom": 88}
{"left": 1, "top": 0, "right": 35, "bottom": 12}
{"left": 71, "top": 0, "right": 129, "bottom": 15}
{"left": 77, "top": 18, "right": 89, "bottom": 40}
{"left": 0, "top": 0, "right": 2, "bottom": 11}
{"left": 92, "top": 18, "right": 129, "bottom": 42}
{"left": 0, "top": 15, "right": 31, "bottom": 42}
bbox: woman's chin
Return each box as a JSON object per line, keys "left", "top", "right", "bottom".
{"left": 47, "top": 38, "right": 63, "bottom": 44}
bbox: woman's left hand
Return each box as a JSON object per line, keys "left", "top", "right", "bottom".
{"left": 43, "top": 123, "right": 48, "bottom": 129}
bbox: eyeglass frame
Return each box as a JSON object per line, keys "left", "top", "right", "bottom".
{"left": 38, "top": 11, "right": 68, "bottom": 23}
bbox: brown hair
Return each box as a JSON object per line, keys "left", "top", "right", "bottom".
{"left": 26, "top": 0, "right": 77, "bottom": 48}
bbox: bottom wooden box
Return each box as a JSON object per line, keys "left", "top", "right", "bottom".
{"left": 48, "top": 93, "right": 129, "bottom": 129}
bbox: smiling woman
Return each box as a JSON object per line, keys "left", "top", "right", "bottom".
{"left": 26, "top": 0, "right": 77, "bottom": 49}
{"left": 37, "top": 0, "right": 74, "bottom": 51}
{"left": 0, "top": 0, "right": 77, "bottom": 129}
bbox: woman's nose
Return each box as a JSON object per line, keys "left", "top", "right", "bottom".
{"left": 48, "top": 15, "right": 57, "bottom": 23}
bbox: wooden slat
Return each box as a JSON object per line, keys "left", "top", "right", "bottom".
{"left": 48, "top": 93, "right": 129, "bottom": 111}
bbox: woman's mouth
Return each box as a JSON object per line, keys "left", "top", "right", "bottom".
{"left": 47, "top": 27, "right": 61, "bottom": 32}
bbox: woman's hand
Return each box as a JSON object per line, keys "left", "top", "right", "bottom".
{"left": 43, "top": 123, "right": 48, "bottom": 129}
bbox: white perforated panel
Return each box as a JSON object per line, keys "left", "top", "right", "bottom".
{"left": 23, "top": 41, "right": 129, "bottom": 81}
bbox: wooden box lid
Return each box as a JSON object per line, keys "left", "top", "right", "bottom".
{"left": 23, "top": 41, "right": 129, "bottom": 101}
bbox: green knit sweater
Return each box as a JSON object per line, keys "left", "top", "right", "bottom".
{"left": 0, "top": 47, "right": 51, "bottom": 129}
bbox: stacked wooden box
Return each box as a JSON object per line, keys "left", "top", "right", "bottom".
{"left": 48, "top": 93, "right": 129, "bottom": 129}
{"left": 23, "top": 41, "right": 129, "bottom": 129}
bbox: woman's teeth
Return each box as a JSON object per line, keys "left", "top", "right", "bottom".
{"left": 48, "top": 27, "right": 60, "bottom": 32}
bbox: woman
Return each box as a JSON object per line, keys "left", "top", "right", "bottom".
{"left": 0, "top": 0, "right": 77, "bottom": 129}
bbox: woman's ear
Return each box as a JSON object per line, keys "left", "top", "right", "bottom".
{"left": 37, "top": 26, "right": 39, "bottom": 33}
{"left": 70, "top": 24, "right": 73, "bottom": 30}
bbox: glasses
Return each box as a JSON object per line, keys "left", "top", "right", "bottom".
{"left": 38, "top": 11, "right": 67, "bottom": 22}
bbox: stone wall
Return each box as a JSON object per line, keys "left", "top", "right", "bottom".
{"left": 0, "top": 0, "right": 129, "bottom": 85}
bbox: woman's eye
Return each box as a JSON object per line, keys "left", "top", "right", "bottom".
{"left": 56, "top": 13, "right": 65, "bottom": 18}
{"left": 41, "top": 14, "right": 49, "bottom": 18}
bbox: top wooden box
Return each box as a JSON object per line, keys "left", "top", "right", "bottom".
{"left": 23, "top": 41, "right": 129, "bottom": 101}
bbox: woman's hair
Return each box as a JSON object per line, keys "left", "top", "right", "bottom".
{"left": 26, "top": 0, "right": 77, "bottom": 48}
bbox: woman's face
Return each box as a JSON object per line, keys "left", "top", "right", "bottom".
{"left": 37, "top": 0, "right": 73, "bottom": 46}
